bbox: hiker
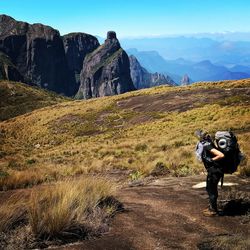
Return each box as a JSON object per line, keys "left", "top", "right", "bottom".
{"left": 195, "top": 130, "right": 225, "bottom": 216}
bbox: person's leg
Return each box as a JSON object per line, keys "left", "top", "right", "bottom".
{"left": 206, "top": 167, "right": 222, "bottom": 212}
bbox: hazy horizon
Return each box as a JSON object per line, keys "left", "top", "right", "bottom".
{"left": 1, "top": 0, "right": 250, "bottom": 38}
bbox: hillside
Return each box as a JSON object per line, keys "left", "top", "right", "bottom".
{"left": 0, "top": 80, "right": 68, "bottom": 121}
{"left": 0, "top": 79, "right": 249, "bottom": 190}
{"left": 0, "top": 79, "right": 249, "bottom": 249}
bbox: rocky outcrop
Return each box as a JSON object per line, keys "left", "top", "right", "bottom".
{"left": 149, "top": 73, "right": 175, "bottom": 87}
{"left": 63, "top": 33, "right": 100, "bottom": 95}
{"left": 0, "top": 15, "right": 138, "bottom": 98}
{"left": 0, "top": 51, "right": 23, "bottom": 82}
{"left": 129, "top": 55, "right": 175, "bottom": 89}
{"left": 180, "top": 74, "right": 192, "bottom": 85}
{"left": 129, "top": 55, "right": 148, "bottom": 89}
{"left": 76, "top": 31, "right": 135, "bottom": 99}
{"left": 0, "top": 15, "right": 70, "bottom": 95}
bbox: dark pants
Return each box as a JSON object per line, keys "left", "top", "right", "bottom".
{"left": 206, "top": 166, "right": 223, "bottom": 211}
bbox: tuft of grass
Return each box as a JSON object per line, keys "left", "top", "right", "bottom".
{"left": 0, "top": 192, "right": 27, "bottom": 232}
{"left": 26, "top": 159, "right": 36, "bottom": 165}
{"left": 0, "top": 168, "right": 51, "bottom": 191}
{"left": 238, "top": 155, "right": 249, "bottom": 176}
{"left": 28, "top": 178, "right": 115, "bottom": 239}
{"left": 150, "top": 162, "right": 170, "bottom": 176}
{"left": 0, "top": 177, "right": 117, "bottom": 246}
{"left": 239, "top": 165, "right": 250, "bottom": 176}
{"left": 199, "top": 234, "right": 250, "bottom": 250}
{"left": 135, "top": 143, "right": 148, "bottom": 152}
{"left": 129, "top": 170, "right": 143, "bottom": 181}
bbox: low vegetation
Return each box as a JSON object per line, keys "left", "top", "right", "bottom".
{"left": 0, "top": 177, "right": 117, "bottom": 249}
{"left": 0, "top": 80, "right": 68, "bottom": 121}
{"left": 198, "top": 234, "right": 250, "bottom": 250}
{"left": 0, "top": 79, "right": 249, "bottom": 190}
{"left": 0, "top": 78, "right": 249, "bottom": 248}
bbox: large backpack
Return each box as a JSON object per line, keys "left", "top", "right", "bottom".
{"left": 214, "top": 131, "right": 243, "bottom": 174}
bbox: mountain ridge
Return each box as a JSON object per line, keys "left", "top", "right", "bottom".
{"left": 127, "top": 48, "right": 250, "bottom": 83}
{"left": 0, "top": 15, "right": 135, "bottom": 99}
{"left": 129, "top": 55, "right": 175, "bottom": 88}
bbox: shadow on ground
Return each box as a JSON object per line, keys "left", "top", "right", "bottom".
{"left": 219, "top": 198, "right": 250, "bottom": 216}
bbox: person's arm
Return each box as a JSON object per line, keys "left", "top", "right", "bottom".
{"left": 210, "top": 148, "right": 224, "bottom": 161}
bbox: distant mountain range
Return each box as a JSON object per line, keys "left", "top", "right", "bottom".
{"left": 120, "top": 36, "right": 250, "bottom": 67}
{"left": 129, "top": 55, "right": 175, "bottom": 89}
{"left": 93, "top": 34, "right": 250, "bottom": 84}
{"left": 2, "top": 15, "right": 250, "bottom": 93}
{"left": 126, "top": 48, "right": 250, "bottom": 84}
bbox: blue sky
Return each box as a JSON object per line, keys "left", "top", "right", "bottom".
{"left": 0, "top": 0, "right": 249, "bottom": 38}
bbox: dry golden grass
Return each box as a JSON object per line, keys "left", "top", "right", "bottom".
{"left": 0, "top": 80, "right": 68, "bottom": 121}
{"left": 0, "top": 79, "right": 249, "bottom": 190}
{"left": 0, "top": 177, "right": 116, "bottom": 242}
{"left": 0, "top": 192, "right": 27, "bottom": 232}
{"left": 28, "top": 177, "right": 115, "bottom": 239}
{"left": 200, "top": 234, "right": 250, "bottom": 250}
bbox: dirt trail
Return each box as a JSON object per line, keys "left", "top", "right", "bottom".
{"left": 55, "top": 175, "right": 249, "bottom": 250}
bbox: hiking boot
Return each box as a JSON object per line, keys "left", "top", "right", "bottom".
{"left": 202, "top": 208, "right": 218, "bottom": 217}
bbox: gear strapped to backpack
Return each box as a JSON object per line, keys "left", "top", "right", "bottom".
{"left": 214, "top": 131, "right": 243, "bottom": 174}
{"left": 195, "top": 131, "right": 243, "bottom": 174}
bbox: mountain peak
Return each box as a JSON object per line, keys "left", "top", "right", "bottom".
{"left": 195, "top": 60, "right": 212, "bottom": 66}
{"left": 180, "top": 74, "right": 191, "bottom": 85}
{"left": 0, "top": 14, "right": 15, "bottom": 22}
{"left": 104, "top": 31, "right": 120, "bottom": 50}
{"left": 107, "top": 31, "right": 117, "bottom": 40}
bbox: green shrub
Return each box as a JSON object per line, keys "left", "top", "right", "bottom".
{"left": 0, "top": 171, "right": 9, "bottom": 178}
{"left": 150, "top": 162, "right": 170, "bottom": 176}
{"left": 129, "top": 170, "right": 143, "bottom": 181}
{"left": 135, "top": 143, "right": 148, "bottom": 151}
{"left": 26, "top": 159, "right": 36, "bottom": 165}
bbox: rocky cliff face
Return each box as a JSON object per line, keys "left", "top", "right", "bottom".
{"left": 63, "top": 33, "right": 100, "bottom": 95}
{"left": 0, "top": 15, "right": 148, "bottom": 98}
{"left": 76, "top": 31, "right": 135, "bottom": 99}
{"left": 0, "top": 15, "right": 70, "bottom": 95}
{"left": 0, "top": 51, "right": 23, "bottom": 82}
{"left": 129, "top": 55, "right": 175, "bottom": 89}
{"left": 149, "top": 72, "right": 175, "bottom": 87}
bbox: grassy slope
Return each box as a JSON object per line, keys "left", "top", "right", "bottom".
{"left": 0, "top": 79, "right": 250, "bottom": 189}
{"left": 0, "top": 80, "right": 69, "bottom": 121}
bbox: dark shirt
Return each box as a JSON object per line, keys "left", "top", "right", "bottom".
{"left": 202, "top": 140, "right": 216, "bottom": 169}
{"left": 203, "top": 141, "right": 214, "bottom": 157}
